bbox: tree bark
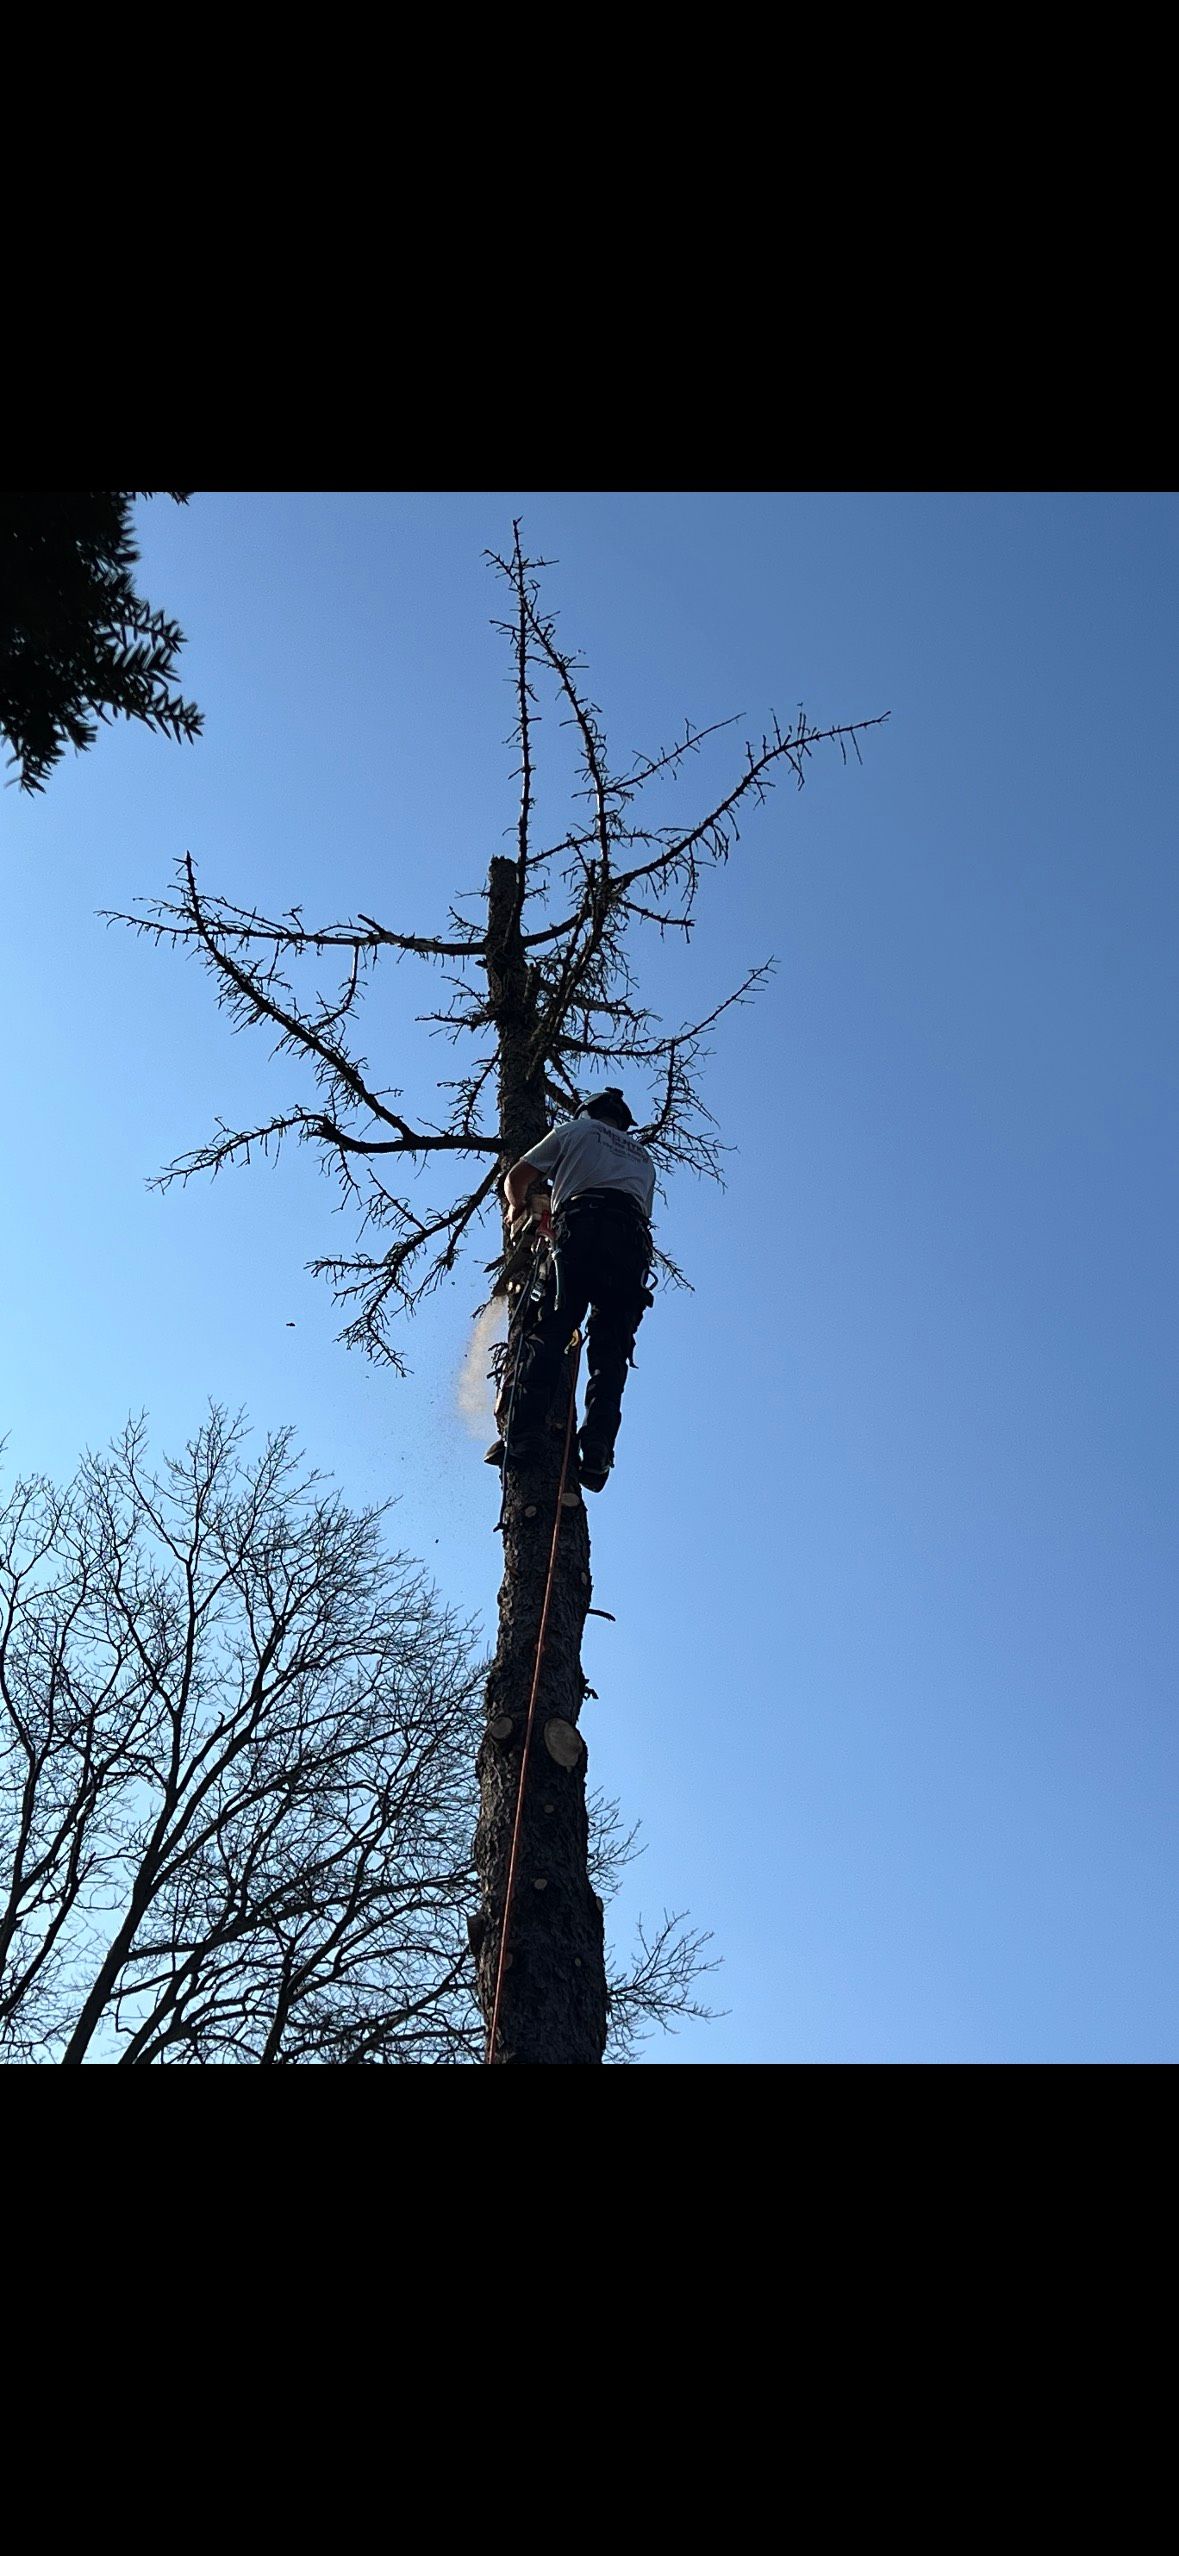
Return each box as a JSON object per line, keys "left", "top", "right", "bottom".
{"left": 474, "top": 857, "right": 607, "bottom": 2064}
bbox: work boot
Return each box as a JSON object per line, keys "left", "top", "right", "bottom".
{"left": 578, "top": 1442, "right": 612, "bottom": 1494}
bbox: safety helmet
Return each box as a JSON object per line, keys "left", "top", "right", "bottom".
{"left": 577, "top": 1087, "right": 634, "bottom": 1129}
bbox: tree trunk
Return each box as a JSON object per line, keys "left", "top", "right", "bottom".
{"left": 474, "top": 858, "right": 608, "bottom": 2064}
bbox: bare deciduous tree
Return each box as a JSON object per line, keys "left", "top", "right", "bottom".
{"left": 0, "top": 1409, "right": 710, "bottom": 2063}
{"left": 111, "top": 529, "right": 884, "bottom": 2063}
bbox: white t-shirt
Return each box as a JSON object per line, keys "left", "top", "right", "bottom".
{"left": 519, "top": 1116, "right": 656, "bottom": 1218}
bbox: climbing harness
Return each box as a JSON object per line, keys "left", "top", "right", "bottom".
{"left": 485, "top": 1336, "right": 582, "bottom": 2066}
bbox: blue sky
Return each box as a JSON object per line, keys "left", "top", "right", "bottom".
{"left": 4, "top": 490, "right": 1176, "bottom": 2063}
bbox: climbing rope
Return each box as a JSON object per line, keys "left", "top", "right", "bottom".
{"left": 485, "top": 1335, "right": 582, "bottom": 2066}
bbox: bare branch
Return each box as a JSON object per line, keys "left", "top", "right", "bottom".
{"left": 107, "top": 880, "right": 483, "bottom": 964}
{"left": 312, "top": 1165, "right": 501, "bottom": 1363}
{"left": 605, "top": 1912, "right": 724, "bottom": 2063}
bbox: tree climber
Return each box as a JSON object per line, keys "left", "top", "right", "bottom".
{"left": 490, "top": 1090, "right": 656, "bottom": 1493}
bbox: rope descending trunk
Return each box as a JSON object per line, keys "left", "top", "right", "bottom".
{"left": 485, "top": 1339, "right": 582, "bottom": 2064}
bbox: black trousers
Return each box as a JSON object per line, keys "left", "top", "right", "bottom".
{"left": 507, "top": 1192, "right": 653, "bottom": 1465}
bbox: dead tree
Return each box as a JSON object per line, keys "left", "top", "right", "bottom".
{"left": 111, "top": 529, "right": 885, "bottom": 2064}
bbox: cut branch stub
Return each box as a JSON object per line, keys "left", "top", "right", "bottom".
{"left": 488, "top": 1715, "right": 515, "bottom": 1744}
{"left": 543, "top": 1718, "right": 584, "bottom": 1769}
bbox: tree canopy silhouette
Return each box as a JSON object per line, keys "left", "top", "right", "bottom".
{"left": 0, "top": 491, "right": 203, "bottom": 795}
{"left": 0, "top": 1408, "right": 714, "bottom": 2063}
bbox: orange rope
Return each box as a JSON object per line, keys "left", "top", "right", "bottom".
{"left": 485, "top": 1340, "right": 581, "bottom": 2065}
